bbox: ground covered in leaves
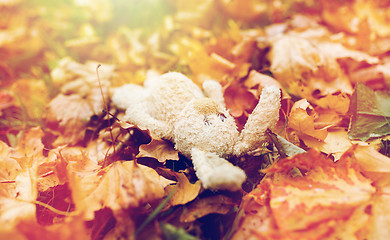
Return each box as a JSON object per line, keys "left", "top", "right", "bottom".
{"left": 1, "top": 0, "right": 390, "bottom": 239}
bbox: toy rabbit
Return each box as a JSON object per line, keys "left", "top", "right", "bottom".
{"left": 112, "top": 72, "right": 281, "bottom": 191}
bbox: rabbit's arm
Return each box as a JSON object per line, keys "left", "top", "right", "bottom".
{"left": 233, "top": 86, "right": 281, "bottom": 156}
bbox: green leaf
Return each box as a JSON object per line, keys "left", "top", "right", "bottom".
{"left": 348, "top": 83, "right": 390, "bottom": 141}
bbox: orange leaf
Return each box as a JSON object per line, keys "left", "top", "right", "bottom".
{"left": 224, "top": 81, "right": 257, "bottom": 118}
{"left": 232, "top": 150, "right": 376, "bottom": 239}
{"left": 165, "top": 172, "right": 201, "bottom": 207}
{"left": 17, "top": 217, "right": 89, "bottom": 240}
{"left": 69, "top": 161, "right": 170, "bottom": 220}
{"left": 287, "top": 99, "right": 328, "bottom": 141}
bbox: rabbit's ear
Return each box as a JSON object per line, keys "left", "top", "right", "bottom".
{"left": 234, "top": 86, "right": 281, "bottom": 156}
{"left": 203, "top": 80, "right": 225, "bottom": 108}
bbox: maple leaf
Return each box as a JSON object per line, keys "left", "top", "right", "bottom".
{"left": 231, "top": 150, "right": 376, "bottom": 239}
{"left": 69, "top": 160, "right": 170, "bottom": 220}
{"left": 267, "top": 30, "right": 379, "bottom": 105}
{"left": 348, "top": 83, "right": 390, "bottom": 141}
{"left": 349, "top": 145, "right": 390, "bottom": 239}
{"left": 0, "top": 142, "right": 37, "bottom": 232}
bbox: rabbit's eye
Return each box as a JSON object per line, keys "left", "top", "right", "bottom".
{"left": 218, "top": 113, "right": 226, "bottom": 122}
{"left": 203, "top": 115, "right": 211, "bottom": 126}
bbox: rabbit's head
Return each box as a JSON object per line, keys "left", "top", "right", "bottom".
{"left": 173, "top": 98, "right": 239, "bottom": 158}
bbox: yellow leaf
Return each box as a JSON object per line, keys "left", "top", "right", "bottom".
{"left": 69, "top": 161, "right": 168, "bottom": 220}
{"left": 301, "top": 130, "right": 352, "bottom": 160}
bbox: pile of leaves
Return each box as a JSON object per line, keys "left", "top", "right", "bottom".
{"left": 1, "top": 0, "right": 390, "bottom": 239}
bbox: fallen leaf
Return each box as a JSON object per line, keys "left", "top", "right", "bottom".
{"left": 69, "top": 161, "right": 169, "bottom": 220}
{"left": 45, "top": 94, "right": 94, "bottom": 144}
{"left": 269, "top": 35, "right": 340, "bottom": 90}
{"left": 314, "top": 92, "right": 350, "bottom": 114}
{"left": 218, "top": 0, "right": 267, "bottom": 22}
{"left": 137, "top": 138, "right": 179, "bottom": 163}
{"left": 10, "top": 79, "right": 49, "bottom": 121}
{"left": 17, "top": 217, "right": 89, "bottom": 240}
{"left": 224, "top": 81, "right": 257, "bottom": 119}
{"left": 165, "top": 172, "right": 201, "bottom": 206}
{"left": 232, "top": 150, "right": 376, "bottom": 239}
{"left": 353, "top": 145, "right": 390, "bottom": 172}
{"left": 301, "top": 129, "right": 352, "bottom": 160}
{"left": 244, "top": 70, "right": 290, "bottom": 99}
{"left": 179, "top": 195, "right": 235, "bottom": 223}
{"left": 287, "top": 99, "right": 328, "bottom": 141}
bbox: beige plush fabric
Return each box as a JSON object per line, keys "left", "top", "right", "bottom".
{"left": 112, "top": 72, "right": 281, "bottom": 191}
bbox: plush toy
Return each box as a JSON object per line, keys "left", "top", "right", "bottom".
{"left": 112, "top": 72, "right": 281, "bottom": 191}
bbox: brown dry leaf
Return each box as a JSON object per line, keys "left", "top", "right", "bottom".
{"left": 179, "top": 195, "right": 235, "bottom": 223}
{"left": 269, "top": 35, "right": 340, "bottom": 89}
{"left": 223, "top": 81, "right": 257, "bottom": 118}
{"left": 0, "top": 163, "right": 37, "bottom": 232}
{"left": 36, "top": 153, "right": 61, "bottom": 192}
{"left": 13, "top": 127, "right": 45, "bottom": 160}
{"left": 231, "top": 150, "right": 376, "bottom": 239}
{"left": 165, "top": 172, "right": 201, "bottom": 206}
{"left": 137, "top": 138, "right": 179, "bottom": 163}
{"left": 69, "top": 160, "right": 170, "bottom": 220}
{"left": 287, "top": 99, "right": 328, "bottom": 141}
{"left": 46, "top": 58, "right": 113, "bottom": 145}
{"left": 45, "top": 94, "right": 94, "bottom": 144}
{"left": 0, "top": 128, "right": 42, "bottom": 231}
{"left": 0, "top": 90, "right": 17, "bottom": 115}
{"left": 245, "top": 70, "right": 290, "bottom": 99}
{"left": 267, "top": 32, "right": 379, "bottom": 102}
{"left": 313, "top": 109, "right": 344, "bottom": 129}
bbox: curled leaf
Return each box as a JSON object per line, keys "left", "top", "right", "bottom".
{"left": 179, "top": 195, "right": 235, "bottom": 223}
{"left": 288, "top": 99, "right": 328, "bottom": 141}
